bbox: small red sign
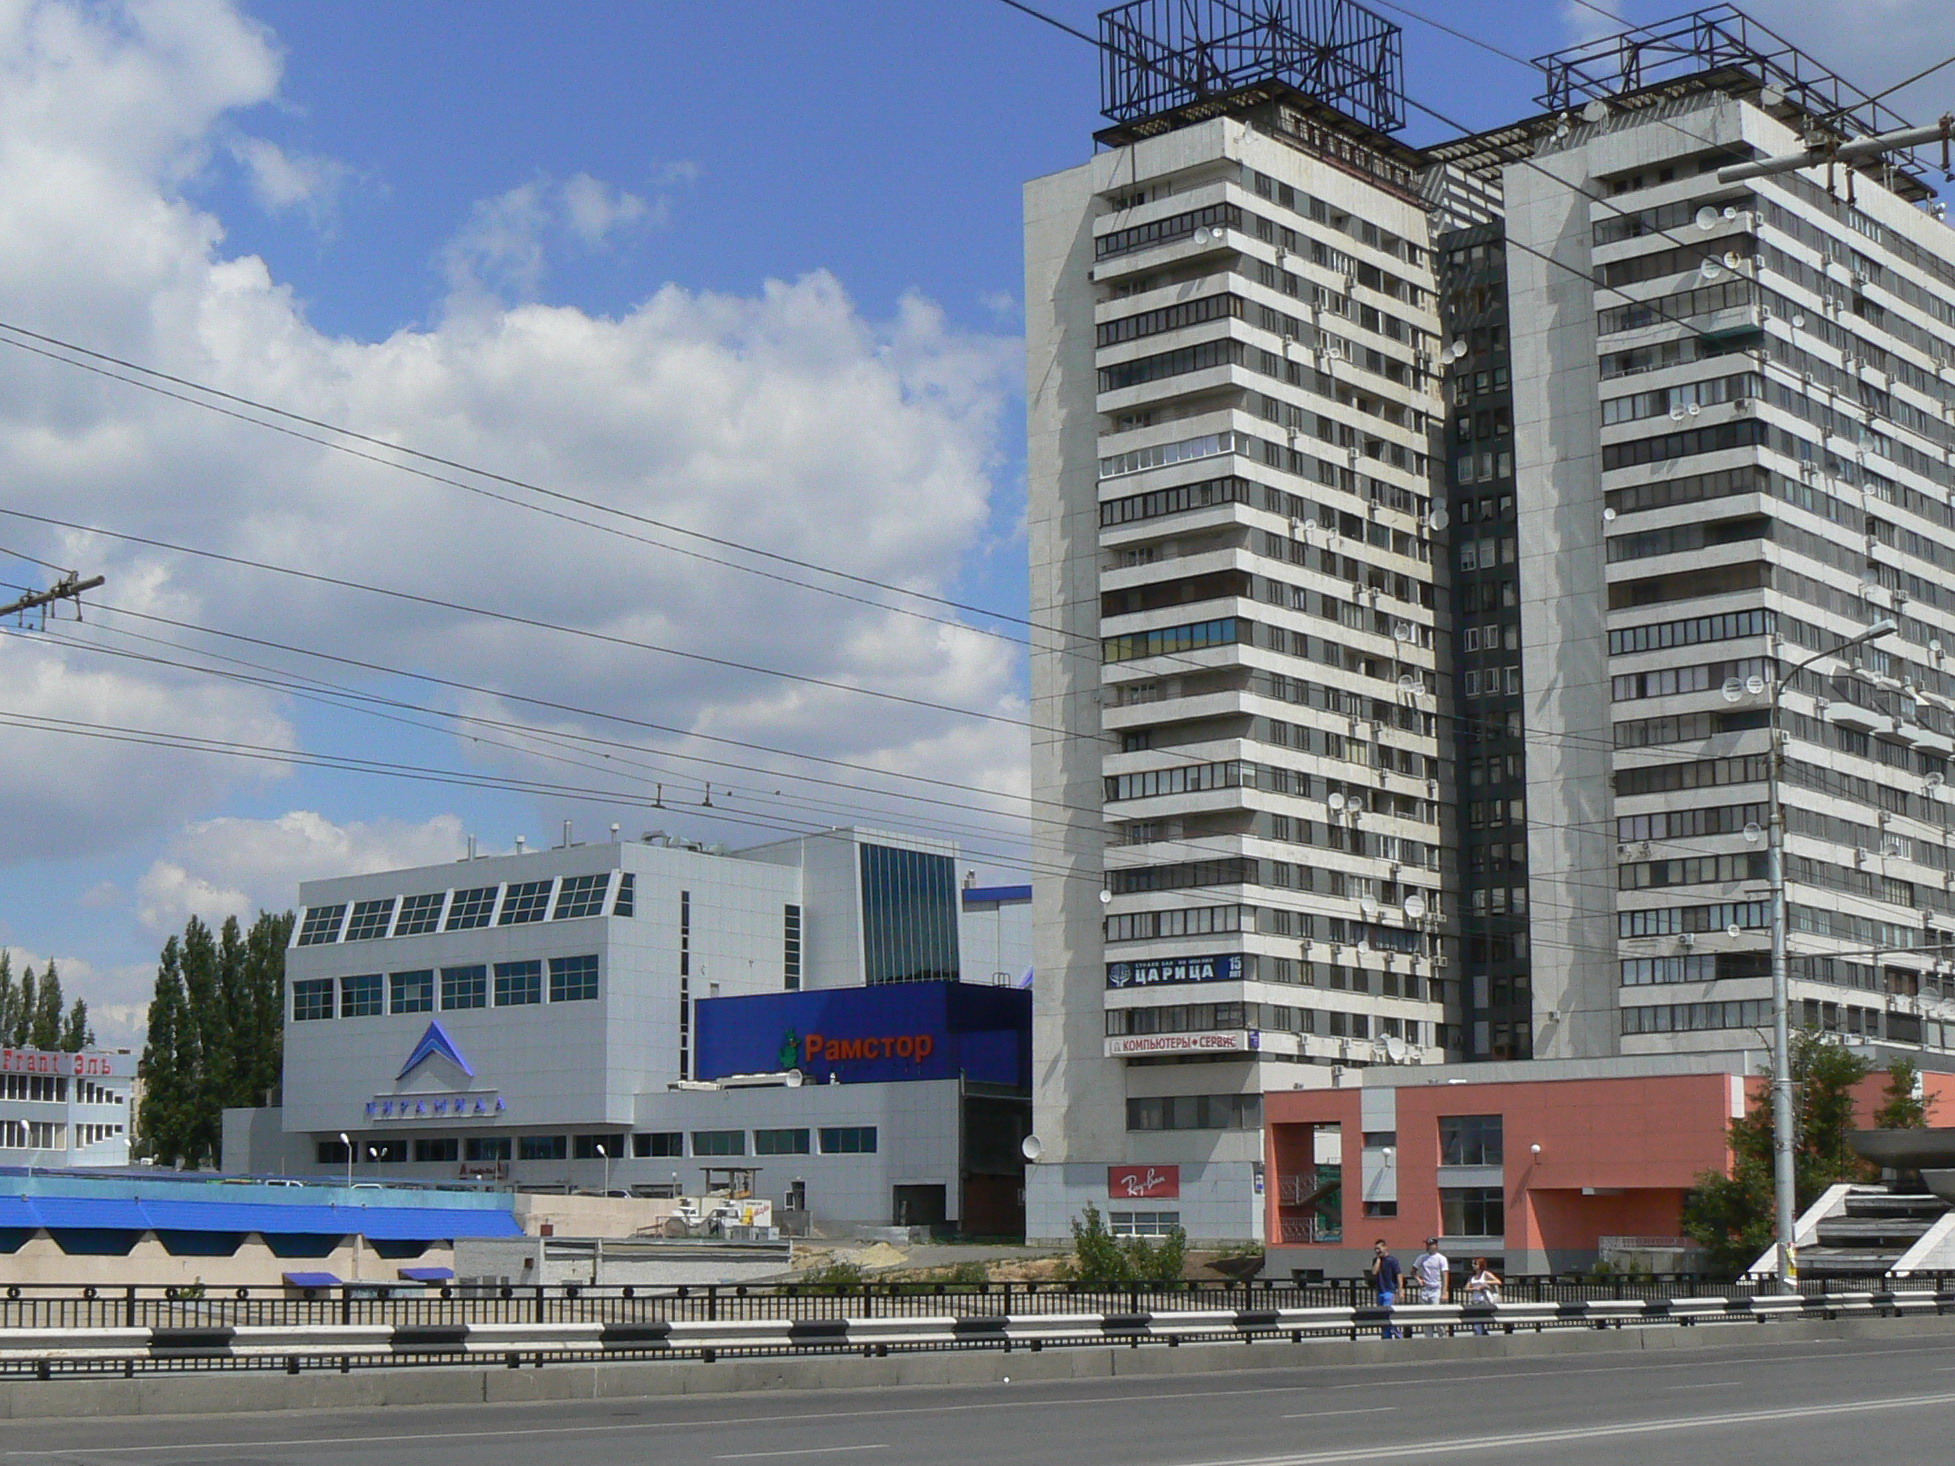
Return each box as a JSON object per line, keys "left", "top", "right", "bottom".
{"left": 1108, "top": 1164, "right": 1180, "bottom": 1200}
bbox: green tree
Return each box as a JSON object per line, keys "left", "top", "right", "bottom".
{"left": 136, "top": 911, "right": 293, "bottom": 1169}
{"left": 137, "top": 936, "right": 191, "bottom": 1167}
{"left": 1063, "top": 1203, "right": 1188, "bottom": 1284}
{"left": 1683, "top": 1030, "right": 1875, "bottom": 1278}
{"left": 57, "top": 998, "right": 92, "bottom": 1052}
{"left": 28, "top": 959, "right": 62, "bottom": 1050}
{"left": 12, "top": 966, "right": 35, "bottom": 1048}
{"left": 1873, "top": 1059, "right": 1933, "bottom": 1130}
{"left": 0, "top": 952, "right": 16, "bottom": 1046}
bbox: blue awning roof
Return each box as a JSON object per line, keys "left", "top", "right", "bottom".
{"left": 398, "top": 1266, "right": 455, "bottom": 1282}
{"left": 283, "top": 1272, "right": 341, "bottom": 1288}
{"left": 0, "top": 1196, "right": 523, "bottom": 1240}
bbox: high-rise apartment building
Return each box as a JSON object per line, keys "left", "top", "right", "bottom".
{"left": 1430, "top": 10, "right": 1955, "bottom": 1065}
{"left": 1026, "top": 1, "right": 1955, "bottom": 1245}
{"left": 1026, "top": 1, "right": 1453, "bottom": 1243}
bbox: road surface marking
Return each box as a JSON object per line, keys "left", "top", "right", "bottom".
{"left": 1280, "top": 1408, "right": 1396, "bottom": 1420}
{"left": 715, "top": 1449, "right": 888, "bottom": 1461}
{"left": 1181, "top": 1389, "right": 1955, "bottom": 1465}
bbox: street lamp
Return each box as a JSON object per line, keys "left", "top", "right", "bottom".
{"left": 596, "top": 1143, "right": 612, "bottom": 1197}
{"left": 338, "top": 1130, "right": 352, "bottom": 1190}
{"left": 1763, "top": 616, "right": 1897, "bottom": 1286}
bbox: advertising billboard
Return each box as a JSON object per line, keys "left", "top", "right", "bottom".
{"left": 695, "top": 982, "right": 1030, "bottom": 1087}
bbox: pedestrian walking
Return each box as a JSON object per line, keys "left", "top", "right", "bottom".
{"left": 1365, "top": 1238, "right": 1403, "bottom": 1340}
{"left": 1411, "top": 1237, "right": 1449, "bottom": 1335}
{"left": 1465, "top": 1257, "right": 1501, "bottom": 1336}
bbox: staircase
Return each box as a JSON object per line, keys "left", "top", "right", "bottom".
{"left": 1798, "top": 1188, "right": 1952, "bottom": 1280}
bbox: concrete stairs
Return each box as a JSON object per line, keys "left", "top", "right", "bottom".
{"left": 1800, "top": 1189, "right": 1950, "bottom": 1280}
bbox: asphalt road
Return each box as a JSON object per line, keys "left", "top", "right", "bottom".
{"left": 8, "top": 1334, "right": 1955, "bottom": 1465}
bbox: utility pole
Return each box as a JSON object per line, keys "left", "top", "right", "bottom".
{"left": 0, "top": 574, "right": 105, "bottom": 626}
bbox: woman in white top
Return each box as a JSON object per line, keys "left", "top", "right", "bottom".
{"left": 1465, "top": 1257, "right": 1501, "bottom": 1335}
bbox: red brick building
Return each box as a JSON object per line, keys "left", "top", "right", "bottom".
{"left": 1264, "top": 1058, "right": 1955, "bottom": 1276}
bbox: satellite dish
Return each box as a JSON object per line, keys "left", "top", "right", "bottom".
{"left": 1722, "top": 678, "right": 1745, "bottom": 703}
{"left": 1020, "top": 1135, "right": 1044, "bottom": 1162}
{"left": 1582, "top": 99, "right": 1609, "bottom": 124}
{"left": 1687, "top": 402, "right": 1701, "bottom": 416}
{"left": 1743, "top": 822, "right": 1764, "bottom": 844}
{"left": 1448, "top": 339, "right": 1468, "bottom": 361}
{"left": 1603, "top": 506, "right": 1618, "bottom": 522}
{"left": 1723, "top": 206, "right": 1738, "bottom": 220}
{"left": 1328, "top": 792, "right": 1347, "bottom": 812}
{"left": 1745, "top": 674, "right": 1766, "bottom": 696}
{"left": 1393, "top": 622, "right": 1412, "bottom": 643}
{"left": 1404, "top": 892, "right": 1429, "bottom": 921}
{"left": 1700, "top": 259, "right": 1726, "bottom": 283}
{"left": 1696, "top": 206, "right": 1720, "bottom": 231}
{"left": 1723, "top": 250, "right": 1743, "bottom": 271}
{"left": 1792, "top": 314, "right": 1807, "bottom": 329}
{"left": 1098, "top": 889, "right": 1112, "bottom": 905}
{"left": 1194, "top": 227, "right": 1211, "bottom": 244}
{"left": 1428, "top": 507, "right": 1450, "bottom": 532}
{"left": 1760, "top": 85, "right": 1784, "bottom": 109}
{"left": 1398, "top": 673, "right": 1417, "bottom": 693}
{"left": 1726, "top": 924, "right": 1743, "bottom": 939}
{"left": 1930, "top": 773, "right": 1947, "bottom": 789}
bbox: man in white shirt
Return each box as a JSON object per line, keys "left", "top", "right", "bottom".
{"left": 1412, "top": 1238, "right": 1449, "bottom": 1333}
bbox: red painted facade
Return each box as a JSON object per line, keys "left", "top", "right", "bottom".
{"left": 1265, "top": 1070, "right": 1955, "bottom": 1267}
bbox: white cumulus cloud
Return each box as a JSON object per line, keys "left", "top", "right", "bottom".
{"left": 135, "top": 810, "right": 469, "bottom": 932}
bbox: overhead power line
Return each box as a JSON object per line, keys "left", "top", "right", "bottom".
{"left": 0, "top": 320, "right": 1088, "bottom": 654}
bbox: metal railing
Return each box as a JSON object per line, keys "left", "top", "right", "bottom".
{"left": 0, "top": 1270, "right": 1930, "bottom": 1332}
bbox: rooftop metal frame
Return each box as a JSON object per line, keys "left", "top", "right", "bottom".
{"left": 1533, "top": 5, "right": 1916, "bottom": 143}
{"left": 1098, "top": 0, "right": 1406, "bottom": 135}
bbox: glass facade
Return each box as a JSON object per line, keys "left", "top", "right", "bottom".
{"left": 858, "top": 843, "right": 960, "bottom": 985}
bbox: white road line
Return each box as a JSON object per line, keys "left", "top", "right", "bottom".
{"left": 1665, "top": 1381, "right": 1738, "bottom": 1390}
{"left": 715, "top": 1448, "right": 888, "bottom": 1461}
{"left": 1280, "top": 1408, "right": 1396, "bottom": 1420}
{"left": 1180, "top": 1389, "right": 1955, "bottom": 1465}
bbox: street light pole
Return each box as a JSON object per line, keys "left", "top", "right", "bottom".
{"left": 1767, "top": 617, "right": 1896, "bottom": 1287}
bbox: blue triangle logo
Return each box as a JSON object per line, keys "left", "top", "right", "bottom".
{"left": 398, "top": 1020, "right": 475, "bottom": 1080}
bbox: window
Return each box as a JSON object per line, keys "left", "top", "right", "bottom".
{"left": 548, "top": 954, "right": 599, "bottom": 1003}
{"left": 859, "top": 843, "right": 961, "bottom": 985}
{"left": 693, "top": 1129, "right": 746, "bottom": 1156}
{"left": 1363, "top": 1200, "right": 1399, "bottom": 1218}
{"left": 390, "top": 970, "right": 434, "bottom": 1015}
{"left": 465, "top": 1136, "right": 511, "bottom": 1162}
{"left": 494, "top": 961, "right": 542, "bottom": 1007}
{"left": 1439, "top": 1115, "right": 1503, "bottom": 1167}
{"left": 393, "top": 892, "right": 446, "bottom": 936}
{"left": 784, "top": 904, "right": 803, "bottom": 991}
{"left": 344, "top": 898, "right": 396, "bottom": 942}
{"left": 613, "top": 873, "right": 636, "bottom": 917}
{"left": 518, "top": 1134, "right": 567, "bottom": 1161}
{"left": 413, "top": 1137, "right": 458, "bottom": 1163}
{"left": 552, "top": 873, "right": 610, "bottom": 920}
{"left": 573, "top": 1133, "right": 626, "bottom": 1160}
{"left": 440, "top": 965, "right": 487, "bottom": 1011}
{"left": 754, "top": 1128, "right": 811, "bottom": 1156}
{"left": 296, "top": 905, "right": 346, "bottom": 946}
{"left": 1124, "top": 1094, "right": 1263, "bottom": 1131}
{"left": 445, "top": 887, "right": 498, "bottom": 931}
{"left": 1440, "top": 1186, "right": 1504, "bottom": 1237}
{"left": 819, "top": 1126, "right": 878, "bottom": 1154}
{"left": 633, "top": 1132, "right": 682, "bottom": 1158}
{"left": 292, "top": 979, "right": 334, "bottom": 1021}
{"left": 316, "top": 1138, "right": 350, "bottom": 1164}
{"left": 1110, "top": 1211, "right": 1182, "bottom": 1237}
{"left": 340, "top": 974, "right": 383, "bottom": 1018}
{"left": 499, "top": 880, "right": 554, "bottom": 925}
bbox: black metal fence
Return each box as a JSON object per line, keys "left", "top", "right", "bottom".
{"left": 0, "top": 1271, "right": 1922, "bottom": 1331}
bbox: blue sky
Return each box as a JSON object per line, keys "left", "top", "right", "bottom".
{"left": 0, "top": 0, "right": 1940, "bottom": 1041}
